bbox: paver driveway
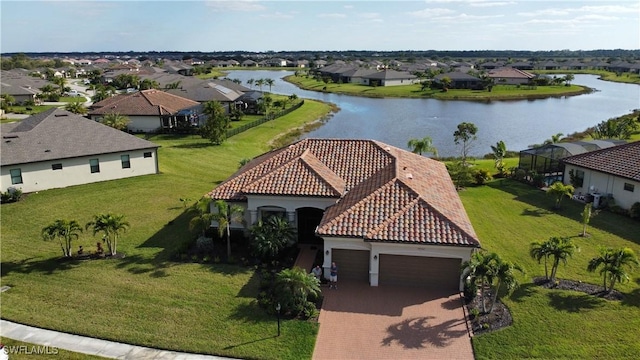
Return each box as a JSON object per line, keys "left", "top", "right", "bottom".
{"left": 313, "top": 280, "right": 474, "bottom": 360}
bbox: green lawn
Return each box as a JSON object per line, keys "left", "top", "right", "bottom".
{"left": 284, "top": 75, "right": 590, "bottom": 100}
{"left": 0, "top": 99, "right": 332, "bottom": 360}
{"left": 460, "top": 180, "right": 640, "bottom": 359}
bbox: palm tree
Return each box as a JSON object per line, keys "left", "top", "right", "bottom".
{"left": 100, "top": 113, "right": 130, "bottom": 131}
{"left": 490, "top": 140, "right": 507, "bottom": 176}
{"left": 42, "top": 219, "right": 83, "bottom": 257}
{"left": 255, "top": 79, "right": 265, "bottom": 92}
{"left": 188, "top": 197, "right": 215, "bottom": 238}
{"left": 530, "top": 240, "right": 552, "bottom": 280}
{"left": 265, "top": 78, "right": 275, "bottom": 92}
{"left": 85, "top": 213, "right": 130, "bottom": 256}
{"left": 275, "top": 267, "right": 321, "bottom": 316}
{"left": 547, "top": 181, "right": 574, "bottom": 209}
{"left": 488, "top": 257, "right": 523, "bottom": 313}
{"left": 52, "top": 76, "right": 66, "bottom": 96}
{"left": 407, "top": 136, "right": 438, "bottom": 157}
{"left": 64, "top": 102, "right": 87, "bottom": 115}
{"left": 581, "top": 203, "right": 593, "bottom": 237}
{"left": 246, "top": 78, "right": 254, "bottom": 89}
{"left": 462, "top": 251, "right": 499, "bottom": 314}
{"left": 587, "top": 247, "right": 639, "bottom": 292}
{"left": 210, "top": 199, "right": 245, "bottom": 259}
{"left": 546, "top": 237, "right": 577, "bottom": 283}
{"left": 250, "top": 215, "right": 297, "bottom": 261}
{"left": 544, "top": 133, "right": 564, "bottom": 145}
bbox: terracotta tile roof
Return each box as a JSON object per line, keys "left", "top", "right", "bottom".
{"left": 89, "top": 89, "right": 199, "bottom": 116}
{"left": 207, "top": 139, "right": 480, "bottom": 247}
{"left": 562, "top": 141, "right": 640, "bottom": 181}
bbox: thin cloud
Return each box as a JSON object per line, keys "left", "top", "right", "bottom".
{"left": 317, "top": 13, "right": 347, "bottom": 19}
{"left": 260, "top": 11, "right": 294, "bottom": 19}
{"left": 205, "top": 0, "right": 266, "bottom": 12}
{"left": 359, "top": 12, "right": 381, "bottom": 19}
{"left": 408, "top": 8, "right": 455, "bottom": 18}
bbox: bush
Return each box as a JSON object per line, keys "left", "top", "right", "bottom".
{"left": 196, "top": 236, "right": 215, "bottom": 255}
{"left": 0, "top": 188, "right": 22, "bottom": 204}
{"left": 473, "top": 169, "right": 493, "bottom": 185}
{"left": 463, "top": 278, "right": 478, "bottom": 303}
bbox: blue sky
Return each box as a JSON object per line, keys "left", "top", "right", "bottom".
{"left": 1, "top": 0, "right": 638, "bottom": 53}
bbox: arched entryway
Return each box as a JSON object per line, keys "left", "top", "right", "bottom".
{"left": 296, "top": 207, "right": 324, "bottom": 245}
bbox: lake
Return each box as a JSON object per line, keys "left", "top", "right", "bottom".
{"left": 225, "top": 70, "right": 640, "bottom": 157}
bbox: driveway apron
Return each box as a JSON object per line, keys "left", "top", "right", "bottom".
{"left": 312, "top": 280, "right": 474, "bottom": 360}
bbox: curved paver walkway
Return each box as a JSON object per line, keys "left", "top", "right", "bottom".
{"left": 312, "top": 281, "right": 474, "bottom": 360}
{"left": 0, "top": 320, "right": 235, "bottom": 359}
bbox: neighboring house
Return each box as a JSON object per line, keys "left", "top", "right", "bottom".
{"left": 207, "top": 139, "right": 481, "bottom": 292}
{"left": 434, "top": 72, "right": 482, "bottom": 89}
{"left": 562, "top": 141, "right": 640, "bottom": 210}
{"left": 364, "top": 69, "right": 419, "bottom": 87}
{"left": 488, "top": 68, "right": 536, "bottom": 85}
{"left": 89, "top": 89, "right": 201, "bottom": 132}
{"left": 518, "top": 140, "right": 627, "bottom": 178}
{"left": 0, "top": 108, "right": 159, "bottom": 193}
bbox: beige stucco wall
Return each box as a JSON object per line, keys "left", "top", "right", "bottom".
{"left": 1, "top": 149, "right": 158, "bottom": 193}
{"left": 564, "top": 164, "right": 640, "bottom": 209}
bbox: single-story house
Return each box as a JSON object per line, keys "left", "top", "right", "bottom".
{"left": 562, "top": 141, "right": 640, "bottom": 210}
{"left": 518, "top": 140, "right": 627, "bottom": 178}
{"left": 89, "top": 89, "right": 201, "bottom": 132}
{"left": 1, "top": 108, "right": 159, "bottom": 193}
{"left": 488, "top": 68, "right": 536, "bottom": 85}
{"left": 434, "top": 72, "right": 483, "bottom": 89}
{"left": 207, "top": 139, "right": 481, "bottom": 292}
{"left": 364, "top": 69, "right": 419, "bottom": 87}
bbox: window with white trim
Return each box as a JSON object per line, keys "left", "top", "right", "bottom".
{"left": 121, "top": 154, "right": 131, "bottom": 169}
{"left": 90, "top": 159, "right": 100, "bottom": 173}
{"left": 10, "top": 168, "right": 22, "bottom": 184}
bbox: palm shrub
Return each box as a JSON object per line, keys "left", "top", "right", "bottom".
{"left": 273, "top": 267, "right": 321, "bottom": 318}
{"left": 587, "top": 247, "right": 639, "bottom": 293}
{"left": 462, "top": 251, "right": 523, "bottom": 314}
{"left": 250, "top": 216, "right": 297, "bottom": 262}
{"left": 85, "top": 213, "right": 130, "bottom": 256}
{"left": 42, "top": 219, "right": 83, "bottom": 257}
{"left": 547, "top": 181, "right": 574, "bottom": 209}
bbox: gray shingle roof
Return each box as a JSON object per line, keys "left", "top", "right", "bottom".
{"left": 1, "top": 109, "right": 159, "bottom": 166}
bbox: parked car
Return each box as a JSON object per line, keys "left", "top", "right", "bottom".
{"left": 65, "top": 90, "right": 82, "bottom": 97}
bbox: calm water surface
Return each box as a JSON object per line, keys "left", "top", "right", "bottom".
{"left": 226, "top": 70, "right": 640, "bottom": 157}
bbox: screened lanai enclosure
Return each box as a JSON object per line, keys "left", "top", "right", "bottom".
{"left": 518, "top": 140, "right": 627, "bottom": 181}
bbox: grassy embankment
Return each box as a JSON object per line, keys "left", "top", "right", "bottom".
{"left": 0, "top": 100, "right": 332, "bottom": 360}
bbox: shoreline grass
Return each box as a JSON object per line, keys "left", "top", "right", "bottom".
{"left": 283, "top": 74, "right": 591, "bottom": 101}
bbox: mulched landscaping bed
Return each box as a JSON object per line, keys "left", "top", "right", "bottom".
{"left": 533, "top": 277, "right": 623, "bottom": 301}
{"left": 466, "top": 277, "right": 624, "bottom": 335}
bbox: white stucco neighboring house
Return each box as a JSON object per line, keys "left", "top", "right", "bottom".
{"left": 207, "top": 139, "right": 481, "bottom": 293}
{"left": 562, "top": 141, "right": 640, "bottom": 210}
{"left": 1, "top": 109, "right": 159, "bottom": 193}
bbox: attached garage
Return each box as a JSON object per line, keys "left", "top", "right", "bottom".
{"left": 331, "top": 249, "right": 370, "bottom": 282}
{"left": 378, "top": 254, "right": 461, "bottom": 292}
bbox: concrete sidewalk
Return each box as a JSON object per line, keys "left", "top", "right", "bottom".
{"left": 1, "top": 320, "right": 234, "bottom": 359}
